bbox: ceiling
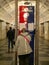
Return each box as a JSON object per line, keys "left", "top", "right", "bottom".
{"left": 0, "top": 0, "right": 49, "bottom": 24}
{"left": 40, "top": 0, "right": 49, "bottom": 23}
{"left": 0, "top": 0, "right": 15, "bottom": 24}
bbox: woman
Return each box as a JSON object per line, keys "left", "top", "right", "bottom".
{"left": 15, "top": 28, "right": 32, "bottom": 65}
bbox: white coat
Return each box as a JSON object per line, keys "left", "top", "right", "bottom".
{"left": 15, "top": 32, "right": 32, "bottom": 56}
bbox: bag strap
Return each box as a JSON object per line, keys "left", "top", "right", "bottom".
{"left": 20, "top": 34, "right": 30, "bottom": 43}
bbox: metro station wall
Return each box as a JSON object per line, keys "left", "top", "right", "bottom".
{"left": 44, "top": 22, "right": 49, "bottom": 40}
{"left": 39, "top": 21, "right": 49, "bottom": 40}
{"left": 39, "top": 23, "right": 44, "bottom": 37}
{"left": 0, "top": 22, "right": 6, "bottom": 40}
{"left": 0, "top": 22, "right": 2, "bottom": 39}
{"left": 2, "top": 22, "right": 6, "bottom": 39}
{"left": 6, "top": 23, "right": 10, "bottom": 32}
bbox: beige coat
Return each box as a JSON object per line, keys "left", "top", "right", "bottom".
{"left": 15, "top": 32, "right": 32, "bottom": 55}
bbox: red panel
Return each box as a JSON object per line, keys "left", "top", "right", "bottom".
{"left": 19, "top": 6, "right": 27, "bottom": 23}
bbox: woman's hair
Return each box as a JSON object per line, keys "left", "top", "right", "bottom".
{"left": 22, "top": 28, "right": 26, "bottom": 32}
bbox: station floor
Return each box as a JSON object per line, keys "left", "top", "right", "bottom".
{"left": 0, "top": 37, "right": 49, "bottom": 65}
{"left": 39, "top": 38, "right": 49, "bottom": 65}
{"left": 0, "top": 39, "right": 16, "bottom": 65}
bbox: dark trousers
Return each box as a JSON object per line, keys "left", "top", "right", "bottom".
{"left": 29, "top": 52, "right": 34, "bottom": 65}
{"left": 18, "top": 54, "right": 30, "bottom": 65}
{"left": 8, "top": 39, "right": 13, "bottom": 52}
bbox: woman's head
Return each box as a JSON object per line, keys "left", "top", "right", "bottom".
{"left": 22, "top": 28, "right": 26, "bottom": 32}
